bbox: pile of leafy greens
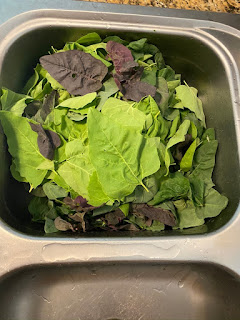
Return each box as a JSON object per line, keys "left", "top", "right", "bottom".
{"left": 0, "top": 32, "right": 228, "bottom": 233}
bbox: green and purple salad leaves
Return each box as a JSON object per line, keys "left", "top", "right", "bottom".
{"left": 0, "top": 32, "right": 228, "bottom": 233}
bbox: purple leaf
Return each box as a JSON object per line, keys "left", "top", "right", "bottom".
{"left": 134, "top": 204, "right": 176, "bottom": 226}
{"left": 63, "top": 196, "right": 99, "bottom": 212}
{"left": 107, "top": 41, "right": 157, "bottom": 102}
{"left": 30, "top": 123, "right": 61, "bottom": 160}
{"left": 40, "top": 50, "right": 108, "bottom": 95}
{"left": 117, "top": 79, "right": 157, "bottom": 102}
{"left": 106, "top": 41, "right": 134, "bottom": 74}
{"left": 54, "top": 216, "right": 74, "bottom": 231}
{"left": 105, "top": 209, "right": 125, "bottom": 226}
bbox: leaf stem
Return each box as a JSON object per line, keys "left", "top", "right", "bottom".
{"left": 141, "top": 182, "right": 149, "bottom": 193}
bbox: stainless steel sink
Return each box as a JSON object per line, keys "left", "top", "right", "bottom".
{"left": 0, "top": 262, "right": 240, "bottom": 320}
{"left": 0, "top": 2, "right": 239, "bottom": 319}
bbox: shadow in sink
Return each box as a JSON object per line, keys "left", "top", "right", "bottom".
{"left": 0, "top": 262, "right": 239, "bottom": 320}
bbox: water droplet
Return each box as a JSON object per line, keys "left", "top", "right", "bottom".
{"left": 178, "top": 280, "right": 184, "bottom": 288}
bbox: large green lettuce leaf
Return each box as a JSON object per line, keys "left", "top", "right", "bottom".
{"left": 101, "top": 97, "right": 147, "bottom": 132}
{"left": 0, "top": 111, "right": 50, "bottom": 187}
{"left": 57, "top": 139, "right": 94, "bottom": 199}
{"left": 88, "top": 108, "right": 160, "bottom": 199}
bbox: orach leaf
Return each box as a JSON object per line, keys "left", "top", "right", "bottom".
{"left": 0, "top": 88, "right": 32, "bottom": 116}
{"left": 30, "top": 123, "right": 61, "bottom": 160}
{"left": 58, "top": 140, "right": 95, "bottom": 199}
{"left": 101, "top": 97, "right": 147, "bottom": 132}
{"left": 56, "top": 93, "right": 97, "bottom": 110}
{"left": 165, "top": 120, "right": 191, "bottom": 173}
{"left": 0, "top": 112, "right": 49, "bottom": 187}
{"left": 149, "top": 172, "right": 190, "bottom": 206}
{"left": 42, "top": 181, "right": 68, "bottom": 200}
{"left": 0, "top": 33, "right": 228, "bottom": 234}
{"left": 133, "top": 204, "right": 176, "bottom": 226}
{"left": 175, "top": 85, "right": 206, "bottom": 127}
{"left": 106, "top": 41, "right": 134, "bottom": 74}
{"left": 40, "top": 50, "right": 108, "bottom": 95}
{"left": 88, "top": 108, "right": 160, "bottom": 199}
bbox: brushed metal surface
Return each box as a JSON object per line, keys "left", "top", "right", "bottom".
{"left": 0, "top": 4, "right": 239, "bottom": 320}
{"left": 0, "top": 262, "right": 240, "bottom": 320}
{"left": 0, "top": 9, "right": 239, "bottom": 236}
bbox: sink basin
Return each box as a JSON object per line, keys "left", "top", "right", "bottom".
{"left": 0, "top": 9, "right": 239, "bottom": 237}
{"left": 0, "top": 4, "right": 239, "bottom": 320}
{"left": 0, "top": 262, "right": 239, "bottom": 320}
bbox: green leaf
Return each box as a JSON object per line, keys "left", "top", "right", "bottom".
{"left": 155, "top": 52, "right": 165, "bottom": 69}
{"left": 58, "top": 89, "right": 71, "bottom": 104}
{"left": 167, "top": 79, "right": 181, "bottom": 93}
{"left": 97, "top": 78, "right": 119, "bottom": 110}
{"left": 180, "top": 138, "right": 199, "bottom": 172}
{"left": 54, "top": 115, "right": 84, "bottom": 141}
{"left": 165, "top": 120, "right": 191, "bottom": 173}
{"left": 134, "top": 96, "right": 159, "bottom": 117}
{"left": 103, "top": 36, "right": 128, "bottom": 45}
{"left": 141, "top": 69, "right": 157, "bottom": 86}
{"left": 86, "top": 42, "right": 107, "bottom": 52}
{"left": 149, "top": 172, "right": 190, "bottom": 206}
{"left": 23, "top": 68, "right": 39, "bottom": 95}
{"left": 10, "top": 160, "right": 27, "bottom": 182}
{"left": 87, "top": 171, "right": 110, "bottom": 206}
{"left": 30, "top": 79, "right": 52, "bottom": 100}
{"left": 125, "top": 167, "right": 166, "bottom": 203}
{"left": 47, "top": 171, "right": 70, "bottom": 191}
{"left": 58, "top": 140, "right": 94, "bottom": 199}
{"left": 175, "top": 85, "right": 206, "bottom": 126}
{"left": 145, "top": 220, "right": 165, "bottom": 231}
{"left": 0, "top": 112, "right": 48, "bottom": 187}
{"left": 128, "top": 38, "right": 147, "bottom": 51}
{"left": 92, "top": 205, "right": 116, "bottom": 217}
{"left": 101, "top": 97, "right": 147, "bottom": 132}
{"left": 168, "top": 113, "right": 180, "bottom": 139}
{"left": 36, "top": 159, "right": 54, "bottom": 170}
{"left": 174, "top": 199, "right": 204, "bottom": 229}
{"left": 189, "top": 139, "right": 218, "bottom": 191}
{"left": 196, "top": 188, "right": 228, "bottom": 219}
{"left": 202, "top": 128, "right": 215, "bottom": 141}
{"left": 45, "top": 71, "right": 64, "bottom": 90}
{"left": 44, "top": 218, "right": 58, "bottom": 233}
{"left": 156, "top": 76, "right": 169, "bottom": 115}
{"left": 67, "top": 112, "right": 86, "bottom": 122}
{"left": 42, "top": 181, "right": 68, "bottom": 200}
{"left": 0, "top": 88, "right": 31, "bottom": 116}
{"left": 76, "top": 32, "right": 102, "bottom": 45}
{"left": 158, "top": 66, "right": 176, "bottom": 81}
{"left": 88, "top": 108, "right": 160, "bottom": 200}
{"left": 28, "top": 197, "right": 49, "bottom": 221}
{"left": 189, "top": 121, "right": 198, "bottom": 140}
{"left": 56, "top": 93, "right": 97, "bottom": 110}
{"left": 119, "top": 203, "right": 130, "bottom": 217}
{"left": 181, "top": 111, "right": 204, "bottom": 138}
{"left": 189, "top": 177, "right": 205, "bottom": 207}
